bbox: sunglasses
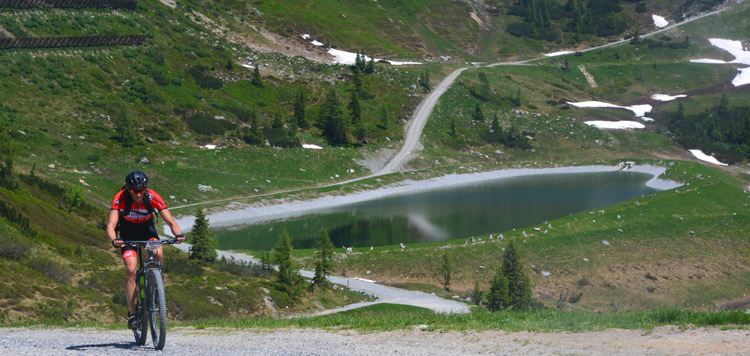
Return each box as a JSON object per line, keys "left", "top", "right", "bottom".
{"left": 129, "top": 188, "right": 146, "bottom": 194}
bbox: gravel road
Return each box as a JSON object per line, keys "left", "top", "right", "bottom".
{"left": 3, "top": 325, "right": 749, "bottom": 356}
{"left": 173, "top": 243, "right": 471, "bottom": 315}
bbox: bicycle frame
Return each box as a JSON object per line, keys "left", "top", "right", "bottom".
{"left": 124, "top": 238, "right": 175, "bottom": 350}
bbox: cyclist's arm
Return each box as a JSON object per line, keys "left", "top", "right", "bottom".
{"left": 106, "top": 209, "right": 121, "bottom": 247}
{"left": 159, "top": 208, "right": 184, "bottom": 242}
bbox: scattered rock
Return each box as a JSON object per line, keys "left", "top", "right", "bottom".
{"left": 139, "top": 157, "right": 151, "bottom": 164}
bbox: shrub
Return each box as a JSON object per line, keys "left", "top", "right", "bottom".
{"left": 27, "top": 257, "right": 73, "bottom": 283}
{"left": 216, "top": 256, "right": 270, "bottom": 278}
{"left": 185, "top": 112, "right": 237, "bottom": 135}
{"left": 0, "top": 234, "right": 28, "bottom": 260}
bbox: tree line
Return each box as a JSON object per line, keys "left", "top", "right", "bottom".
{"left": 658, "top": 93, "right": 750, "bottom": 163}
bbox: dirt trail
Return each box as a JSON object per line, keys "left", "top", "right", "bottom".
{"left": 3, "top": 325, "right": 750, "bottom": 355}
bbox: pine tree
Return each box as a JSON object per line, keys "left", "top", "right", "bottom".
{"left": 439, "top": 250, "right": 452, "bottom": 291}
{"left": 472, "top": 103, "right": 484, "bottom": 121}
{"left": 502, "top": 240, "right": 533, "bottom": 310}
{"left": 366, "top": 55, "right": 375, "bottom": 74}
{"left": 486, "top": 272, "right": 510, "bottom": 311}
{"left": 352, "top": 66, "right": 362, "bottom": 93}
{"left": 274, "top": 228, "right": 301, "bottom": 294}
{"left": 114, "top": 112, "right": 137, "bottom": 148}
{"left": 294, "top": 90, "right": 309, "bottom": 129}
{"left": 470, "top": 281, "right": 483, "bottom": 305}
{"left": 379, "top": 106, "right": 389, "bottom": 130}
{"left": 349, "top": 89, "right": 361, "bottom": 125}
{"left": 0, "top": 116, "right": 15, "bottom": 189}
{"left": 313, "top": 228, "right": 335, "bottom": 285}
{"left": 320, "top": 89, "right": 348, "bottom": 146}
{"left": 252, "top": 65, "right": 263, "bottom": 87}
{"left": 491, "top": 114, "right": 501, "bottom": 134}
{"left": 189, "top": 208, "right": 218, "bottom": 262}
{"left": 479, "top": 72, "right": 490, "bottom": 100}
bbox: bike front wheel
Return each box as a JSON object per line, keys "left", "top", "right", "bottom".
{"left": 147, "top": 269, "right": 168, "bottom": 350}
{"left": 133, "top": 277, "right": 148, "bottom": 346}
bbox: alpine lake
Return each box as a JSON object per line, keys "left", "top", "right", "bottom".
{"left": 214, "top": 171, "right": 661, "bottom": 251}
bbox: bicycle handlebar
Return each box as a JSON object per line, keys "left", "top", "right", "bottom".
{"left": 121, "top": 238, "right": 180, "bottom": 249}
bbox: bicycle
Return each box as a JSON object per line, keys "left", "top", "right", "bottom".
{"left": 124, "top": 238, "right": 178, "bottom": 350}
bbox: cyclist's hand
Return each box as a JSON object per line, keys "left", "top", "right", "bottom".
{"left": 111, "top": 238, "right": 123, "bottom": 248}
{"left": 175, "top": 234, "right": 186, "bottom": 243}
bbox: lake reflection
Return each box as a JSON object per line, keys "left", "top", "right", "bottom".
{"left": 217, "top": 171, "right": 660, "bottom": 251}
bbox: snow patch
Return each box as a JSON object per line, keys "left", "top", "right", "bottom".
{"left": 201, "top": 144, "right": 218, "bottom": 150}
{"left": 690, "top": 58, "right": 728, "bottom": 64}
{"left": 689, "top": 149, "right": 728, "bottom": 166}
{"left": 690, "top": 38, "right": 750, "bottom": 87}
{"left": 311, "top": 40, "right": 324, "bottom": 46}
{"left": 585, "top": 121, "right": 645, "bottom": 130}
{"left": 651, "top": 94, "right": 687, "bottom": 102}
{"left": 567, "top": 101, "right": 652, "bottom": 118}
{"left": 652, "top": 14, "right": 669, "bottom": 28}
{"left": 302, "top": 144, "right": 323, "bottom": 149}
{"left": 544, "top": 51, "right": 575, "bottom": 57}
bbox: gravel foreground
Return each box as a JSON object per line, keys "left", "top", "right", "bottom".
{"left": 3, "top": 326, "right": 749, "bottom": 356}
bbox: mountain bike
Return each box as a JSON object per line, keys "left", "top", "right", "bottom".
{"left": 125, "top": 238, "right": 178, "bottom": 350}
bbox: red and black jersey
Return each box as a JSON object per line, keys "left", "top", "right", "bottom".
{"left": 111, "top": 189, "right": 167, "bottom": 240}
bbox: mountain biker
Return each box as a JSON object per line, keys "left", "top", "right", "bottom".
{"left": 106, "top": 170, "right": 186, "bottom": 330}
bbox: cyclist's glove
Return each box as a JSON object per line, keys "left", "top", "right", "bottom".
{"left": 111, "top": 238, "right": 122, "bottom": 248}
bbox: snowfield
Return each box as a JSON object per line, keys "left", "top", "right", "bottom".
{"left": 652, "top": 14, "right": 669, "bottom": 28}
{"left": 690, "top": 38, "right": 750, "bottom": 87}
{"left": 689, "top": 149, "right": 728, "bottom": 166}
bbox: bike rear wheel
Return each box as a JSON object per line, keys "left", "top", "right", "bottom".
{"left": 147, "top": 269, "right": 167, "bottom": 350}
{"left": 133, "top": 276, "right": 148, "bottom": 345}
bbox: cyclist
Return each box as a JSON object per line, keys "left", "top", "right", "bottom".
{"left": 106, "top": 170, "right": 186, "bottom": 329}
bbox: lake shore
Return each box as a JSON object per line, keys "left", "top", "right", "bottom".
{"left": 172, "top": 164, "right": 682, "bottom": 232}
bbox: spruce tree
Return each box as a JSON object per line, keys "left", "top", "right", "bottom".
{"left": 439, "top": 250, "right": 452, "bottom": 291}
{"left": 294, "top": 91, "right": 309, "bottom": 129}
{"left": 252, "top": 65, "right": 263, "bottom": 87}
{"left": 274, "top": 228, "right": 301, "bottom": 295}
{"left": 320, "top": 89, "right": 348, "bottom": 146}
{"left": 189, "top": 208, "right": 218, "bottom": 262}
{"left": 486, "top": 272, "right": 510, "bottom": 311}
{"left": 472, "top": 103, "right": 484, "bottom": 121}
{"left": 349, "top": 89, "right": 361, "bottom": 125}
{"left": 0, "top": 116, "right": 15, "bottom": 189}
{"left": 379, "top": 106, "right": 389, "bottom": 130}
{"left": 313, "top": 228, "right": 335, "bottom": 285}
{"left": 366, "top": 55, "right": 375, "bottom": 74}
{"left": 502, "top": 240, "right": 533, "bottom": 310}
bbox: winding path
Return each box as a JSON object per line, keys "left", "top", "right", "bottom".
{"left": 172, "top": 243, "right": 470, "bottom": 315}
{"left": 167, "top": 0, "right": 748, "bottom": 316}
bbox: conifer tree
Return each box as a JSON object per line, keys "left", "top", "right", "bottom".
{"left": 472, "top": 103, "right": 485, "bottom": 121}
{"left": 486, "top": 272, "right": 510, "bottom": 311}
{"left": 379, "top": 106, "right": 389, "bottom": 130}
{"left": 320, "top": 89, "right": 348, "bottom": 146}
{"left": 313, "top": 228, "right": 336, "bottom": 285}
{"left": 294, "top": 90, "right": 309, "bottom": 129}
{"left": 274, "top": 228, "right": 301, "bottom": 294}
{"left": 366, "top": 55, "right": 375, "bottom": 74}
{"left": 189, "top": 208, "right": 217, "bottom": 262}
{"left": 252, "top": 65, "right": 263, "bottom": 87}
{"left": 349, "top": 89, "right": 361, "bottom": 125}
{"left": 501, "top": 240, "right": 533, "bottom": 310}
{"left": 352, "top": 66, "right": 363, "bottom": 93}
{"left": 0, "top": 116, "right": 15, "bottom": 189}
{"left": 439, "top": 250, "right": 453, "bottom": 291}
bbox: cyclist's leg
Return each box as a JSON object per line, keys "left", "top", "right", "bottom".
{"left": 147, "top": 224, "right": 163, "bottom": 263}
{"left": 122, "top": 246, "right": 138, "bottom": 315}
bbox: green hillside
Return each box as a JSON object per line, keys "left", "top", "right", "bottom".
{"left": 1, "top": 0, "right": 749, "bottom": 326}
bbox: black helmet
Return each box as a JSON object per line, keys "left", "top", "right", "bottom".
{"left": 125, "top": 171, "right": 149, "bottom": 189}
